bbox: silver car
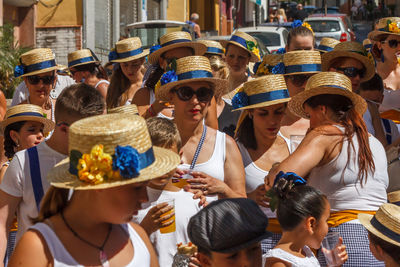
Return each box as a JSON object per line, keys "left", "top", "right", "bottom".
{"left": 304, "top": 16, "right": 352, "bottom": 45}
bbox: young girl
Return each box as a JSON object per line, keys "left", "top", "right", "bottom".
{"left": 264, "top": 172, "right": 348, "bottom": 267}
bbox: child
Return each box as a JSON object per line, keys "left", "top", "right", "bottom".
{"left": 359, "top": 203, "right": 400, "bottom": 267}
{"left": 132, "top": 117, "right": 203, "bottom": 267}
{"left": 264, "top": 172, "right": 348, "bottom": 267}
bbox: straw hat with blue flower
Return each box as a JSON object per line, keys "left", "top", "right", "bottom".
{"left": 148, "top": 31, "right": 207, "bottom": 65}
{"left": 368, "top": 17, "right": 400, "bottom": 41}
{"left": 68, "top": 49, "right": 99, "bottom": 68}
{"left": 316, "top": 38, "right": 340, "bottom": 53}
{"left": 108, "top": 104, "right": 139, "bottom": 116}
{"left": 197, "top": 40, "right": 225, "bottom": 56}
{"left": 220, "top": 31, "right": 261, "bottom": 62}
{"left": 108, "top": 37, "right": 149, "bottom": 63}
{"left": 14, "top": 48, "right": 58, "bottom": 78}
{"left": 47, "top": 114, "right": 180, "bottom": 189}
{"left": 253, "top": 54, "right": 283, "bottom": 77}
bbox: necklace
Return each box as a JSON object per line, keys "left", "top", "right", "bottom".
{"left": 61, "top": 211, "right": 112, "bottom": 267}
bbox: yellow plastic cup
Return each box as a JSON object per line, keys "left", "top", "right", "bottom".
{"left": 171, "top": 173, "right": 192, "bottom": 189}
{"left": 159, "top": 199, "right": 176, "bottom": 234}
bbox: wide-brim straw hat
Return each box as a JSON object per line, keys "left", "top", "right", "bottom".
{"left": 388, "top": 190, "right": 400, "bottom": 205}
{"left": 197, "top": 40, "right": 225, "bottom": 56}
{"left": 47, "top": 114, "right": 180, "bottom": 190}
{"left": 108, "top": 104, "right": 139, "bottom": 116}
{"left": 155, "top": 56, "right": 227, "bottom": 102}
{"left": 0, "top": 104, "right": 55, "bottom": 134}
{"left": 148, "top": 31, "right": 207, "bottom": 65}
{"left": 321, "top": 41, "right": 375, "bottom": 82}
{"left": 359, "top": 203, "right": 400, "bottom": 247}
{"left": 368, "top": 17, "right": 400, "bottom": 41}
{"left": 14, "top": 48, "right": 58, "bottom": 78}
{"left": 316, "top": 37, "right": 340, "bottom": 53}
{"left": 68, "top": 49, "right": 99, "bottom": 68}
{"left": 288, "top": 72, "right": 367, "bottom": 119}
{"left": 109, "top": 37, "right": 149, "bottom": 63}
{"left": 283, "top": 50, "right": 322, "bottom": 75}
{"left": 221, "top": 31, "right": 261, "bottom": 62}
{"left": 254, "top": 54, "right": 283, "bottom": 76}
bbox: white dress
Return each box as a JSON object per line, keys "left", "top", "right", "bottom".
{"left": 264, "top": 246, "right": 320, "bottom": 267}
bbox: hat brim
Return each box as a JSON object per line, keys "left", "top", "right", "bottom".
{"left": 148, "top": 43, "right": 207, "bottom": 65}
{"left": 47, "top": 146, "right": 180, "bottom": 190}
{"left": 358, "top": 213, "right": 400, "bottom": 247}
{"left": 69, "top": 60, "right": 99, "bottom": 69}
{"left": 220, "top": 40, "right": 260, "bottom": 62}
{"left": 368, "top": 30, "right": 400, "bottom": 42}
{"left": 232, "top": 98, "right": 291, "bottom": 111}
{"left": 155, "top": 78, "right": 228, "bottom": 102}
{"left": 215, "top": 231, "right": 272, "bottom": 254}
{"left": 0, "top": 116, "right": 55, "bottom": 135}
{"left": 110, "top": 49, "right": 150, "bottom": 63}
{"left": 288, "top": 86, "right": 367, "bottom": 119}
{"left": 21, "top": 66, "right": 58, "bottom": 77}
{"left": 322, "top": 51, "right": 375, "bottom": 82}
{"left": 283, "top": 70, "right": 320, "bottom": 76}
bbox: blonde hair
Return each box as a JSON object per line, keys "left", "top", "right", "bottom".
{"left": 278, "top": 9, "right": 287, "bottom": 21}
{"left": 209, "top": 56, "right": 229, "bottom": 80}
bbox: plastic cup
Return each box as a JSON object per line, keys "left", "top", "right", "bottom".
{"left": 171, "top": 173, "right": 192, "bottom": 189}
{"left": 290, "top": 135, "right": 305, "bottom": 153}
{"left": 321, "top": 232, "right": 340, "bottom": 266}
{"left": 158, "top": 199, "right": 176, "bottom": 234}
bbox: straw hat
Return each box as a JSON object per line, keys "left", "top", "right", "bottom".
{"left": 47, "top": 114, "right": 180, "bottom": 190}
{"left": 388, "top": 190, "right": 400, "bottom": 205}
{"left": 155, "top": 56, "right": 227, "bottom": 102}
{"left": 363, "top": 39, "right": 373, "bottom": 51}
{"left": 14, "top": 48, "right": 58, "bottom": 78}
{"left": 321, "top": 41, "right": 375, "bottom": 82}
{"left": 368, "top": 17, "right": 400, "bottom": 41}
{"left": 232, "top": 75, "right": 290, "bottom": 111}
{"left": 0, "top": 104, "right": 55, "bottom": 134}
{"left": 109, "top": 37, "right": 149, "bottom": 63}
{"left": 221, "top": 31, "right": 261, "bottom": 62}
{"left": 288, "top": 72, "right": 367, "bottom": 119}
{"left": 282, "top": 50, "right": 322, "bottom": 75}
{"left": 316, "top": 38, "right": 340, "bottom": 53}
{"left": 197, "top": 40, "right": 225, "bottom": 56}
{"left": 148, "top": 31, "right": 207, "bottom": 65}
{"left": 359, "top": 203, "right": 400, "bottom": 247}
{"left": 108, "top": 104, "right": 139, "bottom": 116}
{"left": 254, "top": 54, "right": 283, "bottom": 76}
{"left": 68, "top": 49, "right": 99, "bottom": 68}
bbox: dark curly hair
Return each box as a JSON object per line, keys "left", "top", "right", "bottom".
{"left": 4, "top": 121, "right": 26, "bottom": 159}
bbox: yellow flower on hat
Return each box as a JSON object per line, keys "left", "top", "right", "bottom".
{"left": 302, "top": 22, "right": 314, "bottom": 35}
{"left": 388, "top": 22, "right": 400, "bottom": 34}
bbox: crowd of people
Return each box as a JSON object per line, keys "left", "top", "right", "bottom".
{"left": 0, "top": 15, "right": 398, "bottom": 267}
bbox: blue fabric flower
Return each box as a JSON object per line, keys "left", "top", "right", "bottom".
{"left": 271, "top": 62, "right": 285, "bottom": 74}
{"left": 276, "top": 48, "right": 286, "bottom": 54}
{"left": 112, "top": 146, "right": 140, "bottom": 178}
{"left": 232, "top": 92, "right": 249, "bottom": 109}
{"left": 14, "top": 65, "right": 24, "bottom": 78}
{"left": 273, "top": 171, "right": 307, "bottom": 187}
{"left": 253, "top": 62, "right": 261, "bottom": 74}
{"left": 108, "top": 50, "right": 118, "bottom": 62}
{"left": 150, "top": 44, "right": 162, "bottom": 54}
{"left": 292, "top": 20, "right": 303, "bottom": 28}
{"left": 160, "top": 70, "right": 178, "bottom": 85}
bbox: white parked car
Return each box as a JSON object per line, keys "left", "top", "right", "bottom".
{"left": 238, "top": 26, "right": 289, "bottom": 53}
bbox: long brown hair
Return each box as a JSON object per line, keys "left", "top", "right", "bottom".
{"left": 32, "top": 186, "right": 69, "bottom": 223}
{"left": 305, "top": 94, "right": 375, "bottom": 185}
{"left": 106, "top": 66, "right": 132, "bottom": 109}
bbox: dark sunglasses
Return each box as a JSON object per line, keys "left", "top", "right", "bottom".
{"left": 336, "top": 67, "right": 365, "bottom": 78}
{"left": 286, "top": 74, "right": 313, "bottom": 87}
{"left": 173, "top": 86, "right": 214, "bottom": 103}
{"left": 382, "top": 39, "right": 400, "bottom": 49}
{"left": 27, "top": 75, "right": 55, "bottom": 85}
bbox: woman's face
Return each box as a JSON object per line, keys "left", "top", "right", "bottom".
{"left": 287, "top": 35, "right": 314, "bottom": 51}
{"left": 328, "top": 57, "right": 364, "bottom": 91}
{"left": 307, "top": 199, "right": 330, "bottom": 249}
{"left": 120, "top": 58, "right": 145, "bottom": 82}
{"left": 70, "top": 68, "right": 87, "bottom": 83}
{"left": 159, "top": 47, "right": 194, "bottom": 71}
{"left": 225, "top": 45, "right": 250, "bottom": 75}
{"left": 10, "top": 121, "right": 45, "bottom": 151}
{"left": 379, "top": 34, "right": 400, "bottom": 62}
{"left": 250, "top": 103, "right": 286, "bottom": 140}
{"left": 24, "top": 71, "right": 56, "bottom": 102}
{"left": 285, "top": 74, "right": 314, "bottom": 97}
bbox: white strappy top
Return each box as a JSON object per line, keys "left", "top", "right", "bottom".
{"left": 94, "top": 79, "right": 110, "bottom": 89}
{"left": 264, "top": 246, "right": 320, "bottom": 267}
{"left": 149, "top": 89, "right": 173, "bottom": 120}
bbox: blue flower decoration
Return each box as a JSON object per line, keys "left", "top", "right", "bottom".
{"left": 160, "top": 70, "right": 178, "bottom": 85}
{"left": 150, "top": 44, "right": 162, "bottom": 54}
{"left": 276, "top": 48, "right": 286, "bottom": 54}
{"left": 271, "top": 62, "right": 285, "bottom": 74}
{"left": 292, "top": 20, "right": 303, "bottom": 28}
{"left": 253, "top": 62, "right": 261, "bottom": 74}
{"left": 14, "top": 65, "right": 24, "bottom": 78}
{"left": 112, "top": 146, "right": 140, "bottom": 178}
{"left": 108, "top": 50, "right": 118, "bottom": 62}
{"left": 232, "top": 92, "right": 249, "bottom": 109}
{"left": 273, "top": 171, "right": 307, "bottom": 187}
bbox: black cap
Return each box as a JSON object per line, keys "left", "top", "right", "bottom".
{"left": 187, "top": 198, "right": 271, "bottom": 253}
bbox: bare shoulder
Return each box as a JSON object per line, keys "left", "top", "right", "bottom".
{"left": 303, "top": 125, "right": 342, "bottom": 144}
{"left": 265, "top": 257, "right": 290, "bottom": 267}
{"left": 132, "top": 87, "right": 151, "bottom": 106}
{"left": 129, "top": 222, "right": 148, "bottom": 239}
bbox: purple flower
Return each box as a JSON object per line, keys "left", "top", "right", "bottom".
{"left": 112, "top": 146, "right": 140, "bottom": 178}
{"left": 271, "top": 62, "right": 285, "bottom": 74}
{"left": 232, "top": 92, "right": 249, "bottom": 109}
{"left": 160, "top": 70, "right": 178, "bottom": 85}
{"left": 150, "top": 44, "right": 162, "bottom": 54}
{"left": 14, "top": 65, "right": 24, "bottom": 78}
{"left": 292, "top": 20, "right": 303, "bottom": 28}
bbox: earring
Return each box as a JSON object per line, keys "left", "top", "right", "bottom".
{"left": 380, "top": 49, "right": 385, "bottom": 62}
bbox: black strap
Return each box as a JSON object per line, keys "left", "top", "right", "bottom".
{"left": 27, "top": 147, "right": 44, "bottom": 211}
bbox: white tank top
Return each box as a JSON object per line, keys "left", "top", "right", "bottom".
{"left": 30, "top": 222, "right": 151, "bottom": 267}
{"left": 264, "top": 246, "right": 320, "bottom": 267}
{"left": 94, "top": 79, "right": 110, "bottom": 89}
{"left": 149, "top": 89, "right": 173, "bottom": 120}
{"left": 308, "top": 126, "right": 389, "bottom": 212}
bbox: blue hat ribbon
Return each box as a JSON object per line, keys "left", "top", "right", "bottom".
{"left": 207, "top": 47, "right": 224, "bottom": 54}
{"left": 370, "top": 216, "right": 400, "bottom": 242}
{"left": 162, "top": 39, "right": 191, "bottom": 47}
{"left": 232, "top": 89, "right": 289, "bottom": 109}
{"left": 108, "top": 47, "right": 144, "bottom": 61}
{"left": 230, "top": 35, "right": 248, "bottom": 48}
{"left": 285, "top": 64, "right": 321, "bottom": 74}
{"left": 68, "top": 56, "right": 96, "bottom": 67}
{"left": 317, "top": 45, "right": 335, "bottom": 52}
{"left": 8, "top": 111, "right": 46, "bottom": 119}
{"left": 14, "top": 59, "right": 56, "bottom": 78}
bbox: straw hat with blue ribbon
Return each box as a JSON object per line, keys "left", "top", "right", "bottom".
{"left": 108, "top": 104, "right": 139, "bottom": 116}
{"left": 0, "top": 104, "right": 55, "bottom": 134}
{"left": 47, "top": 114, "right": 180, "bottom": 190}
{"left": 363, "top": 39, "right": 373, "bottom": 52}
{"left": 388, "top": 190, "right": 400, "bottom": 206}
{"left": 368, "top": 17, "right": 400, "bottom": 41}
{"left": 316, "top": 38, "right": 340, "bottom": 53}
{"left": 288, "top": 72, "right": 367, "bottom": 119}
{"left": 359, "top": 203, "right": 400, "bottom": 247}
{"left": 254, "top": 54, "right": 283, "bottom": 76}
{"left": 220, "top": 31, "right": 261, "bottom": 62}
{"left": 321, "top": 41, "right": 375, "bottom": 82}
{"left": 108, "top": 37, "right": 149, "bottom": 63}
{"left": 155, "top": 56, "right": 227, "bottom": 102}
{"left": 197, "top": 40, "right": 225, "bottom": 56}
{"left": 271, "top": 50, "right": 321, "bottom": 76}
{"left": 68, "top": 49, "right": 99, "bottom": 68}
{"left": 14, "top": 48, "right": 58, "bottom": 78}
{"left": 148, "top": 31, "right": 207, "bottom": 65}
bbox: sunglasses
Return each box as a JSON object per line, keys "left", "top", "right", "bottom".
{"left": 286, "top": 74, "right": 313, "bottom": 87}
{"left": 336, "top": 67, "right": 365, "bottom": 78}
{"left": 382, "top": 39, "right": 400, "bottom": 49}
{"left": 173, "top": 86, "right": 214, "bottom": 103}
{"left": 26, "top": 75, "right": 55, "bottom": 85}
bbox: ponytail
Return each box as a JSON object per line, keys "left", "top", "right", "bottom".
{"left": 32, "top": 186, "right": 69, "bottom": 223}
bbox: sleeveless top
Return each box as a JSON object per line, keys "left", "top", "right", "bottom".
{"left": 94, "top": 80, "right": 110, "bottom": 89}
{"left": 308, "top": 126, "right": 388, "bottom": 212}
{"left": 30, "top": 223, "right": 151, "bottom": 267}
{"left": 264, "top": 246, "right": 320, "bottom": 267}
{"left": 149, "top": 89, "right": 173, "bottom": 120}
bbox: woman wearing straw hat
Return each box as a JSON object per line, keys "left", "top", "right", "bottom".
{"left": 197, "top": 40, "right": 225, "bottom": 58}
{"left": 106, "top": 37, "right": 149, "bottom": 108}
{"left": 266, "top": 72, "right": 388, "bottom": 266}
{"left": 9, "top": 114, "right": 179, "bottom": 266}
{"left": 155, "top": 56, "right": 246, "bottom": 200}
{"left": 68, "top": 49, "right": 109, "bottom": 99}
{"left": 316, "top": 37, "right": 340, "bottom": 53}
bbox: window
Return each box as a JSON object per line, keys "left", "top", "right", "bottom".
{"left": 247, "top": 32, "right": 281, "bottom": 46}
{"left": 307, "top": 20, "right": 341, "bottom": 32}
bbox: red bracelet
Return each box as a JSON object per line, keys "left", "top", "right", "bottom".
{"left": 148, "top": 104, "right": 155, "bottom": 117}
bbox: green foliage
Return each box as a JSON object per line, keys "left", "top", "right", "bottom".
{"left": 0, "top": 23, "right": 31, "bottom": 98}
